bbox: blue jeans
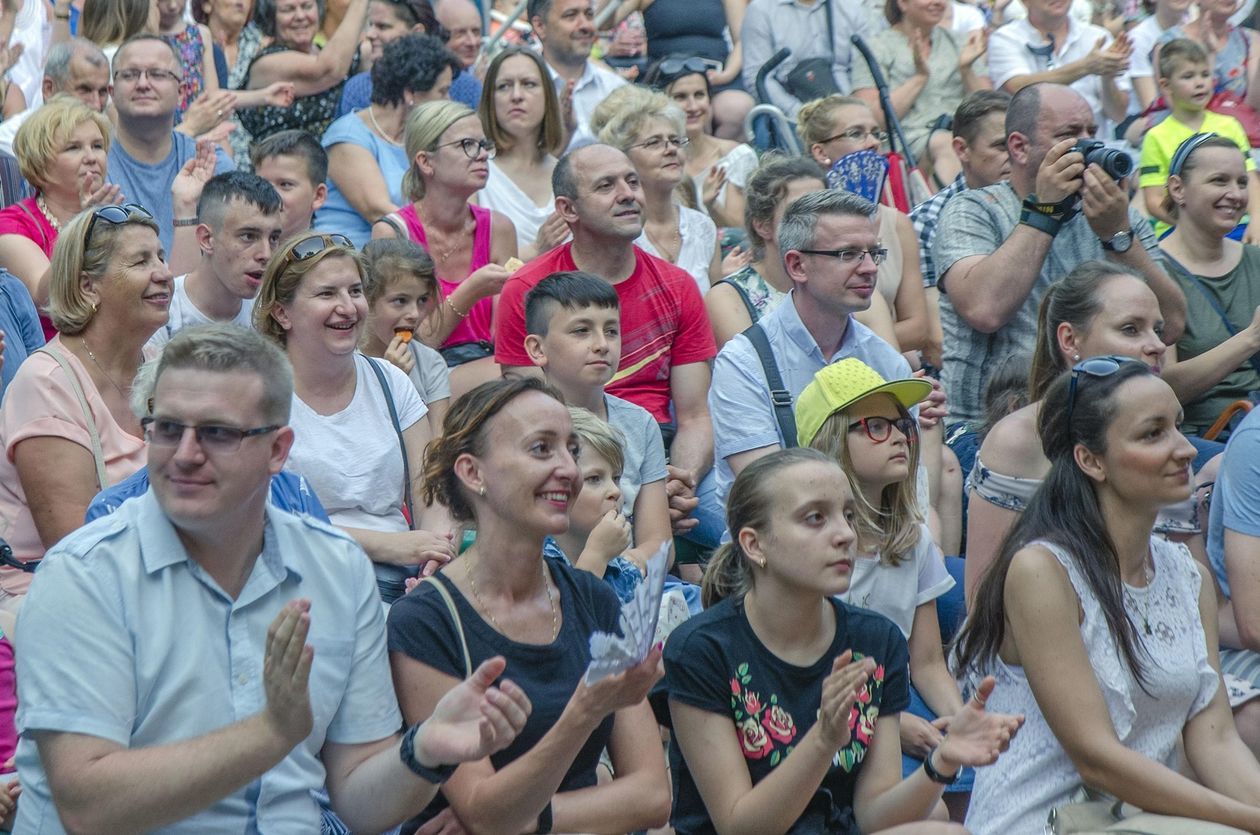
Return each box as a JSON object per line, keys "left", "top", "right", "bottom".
{"left": 682, "top": 468, "right": 724, "bottom": 550}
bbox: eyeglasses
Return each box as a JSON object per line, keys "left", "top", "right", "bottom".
{"left": 115, "top": 67, "right": 183, "bottom": 85}
{"left": 85, "top": 203, "right": 154, "bottom": 246}
{"left": 849, "top": 415, "right": 916, "bottom": 444}
{"left": 142, "top": 417, "right": 281, "bottom": 452}
{"left": 633, "top": 135, "right": 689, "bottom": 152}
{"left": 820, "top": 127, "right": 889, "bottom": 145}
{"left": 1066, "top": 355, "right": 1141, "bottom": 423}
{"left": 797, "top": 247, "right": 888, "bottom": 265}
{"left": 281, "top": 233, "right": 354, "bottom": 267}
{"left": 439, "top": 137, "right": 495, "bottom": 158}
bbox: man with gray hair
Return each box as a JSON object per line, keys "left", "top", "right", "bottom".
{"left": 708, "top": 188, "right": 914, "bottom": 508}
{"left": 0, "top": 38, "right": 110, "bottom": 156}
{"left": 13, "top": 323, "right": 531, "bottom": 834}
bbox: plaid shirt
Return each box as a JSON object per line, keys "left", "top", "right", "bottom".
{"left": 909, "top": 173, "right": 967, "bottom": 289}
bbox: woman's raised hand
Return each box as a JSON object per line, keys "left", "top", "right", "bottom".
{"left": 534, "top": 211, "right": 570, "bottom": 254}
{"left": 817, "top": 650, "right": 876, "bottom": 750}
{"left": 414, "top": 656, "right": 533, "bottom": 766}
{"left": 79, "top": 171, "right": 123, "bottom": 211}
{"left": 960, "top": 28, "right": 989, "bottom": 69}
{"left": 935, "top": 676, "right": 1024, "bottom": 770}
{"left": 571, "top": 644, "right": 663, "bottom": 726}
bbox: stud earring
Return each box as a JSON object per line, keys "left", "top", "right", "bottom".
{"left": 1073, "top": 354, "right": 1080, "bottom": 362}
{"left": 479, "top": 486, "right": 486, "bottom": 496}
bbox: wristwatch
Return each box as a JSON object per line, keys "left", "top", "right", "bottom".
{"left": 922, "top": 746, "right": 960, "bottom": 785}
{"left": 1101, "top": 228, "right": 1134, "bottom": 253}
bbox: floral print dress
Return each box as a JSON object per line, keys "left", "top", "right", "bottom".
{"left": 663, "top": 596, "right": 909, "bottom": 835}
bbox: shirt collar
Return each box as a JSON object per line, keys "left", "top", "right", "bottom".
{"left": 772, "top": 289, "right": 856, "bottom": 363}
{"left": 546, "top": 56, "right": 596, "bottom": 92}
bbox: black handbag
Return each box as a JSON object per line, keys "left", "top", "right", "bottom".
{"left": 783, "top": 0, "right": 840, "bottom": 101}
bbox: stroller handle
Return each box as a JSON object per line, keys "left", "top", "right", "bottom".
{"left": 755, "top": 48, "right": 792, "bottom": 104}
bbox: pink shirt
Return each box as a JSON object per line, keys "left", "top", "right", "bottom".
{"left": 397, "top": 203, "right": 494, "bottom": 347}
{"left": 0, "top": 337, "right": 146, "bottom": 594}
{"left": 0, "top": 197, "right": 58, "bottom": 341}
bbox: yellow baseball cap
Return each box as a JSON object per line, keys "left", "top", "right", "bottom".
{"left": 795, "top": 358, "right": 933, "bottom": 448}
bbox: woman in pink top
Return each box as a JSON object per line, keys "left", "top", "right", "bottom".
{"left": 0, "top": 204, "right": 170, "bottom": 611}
{"left": 374, "top": 100, "right": 517, "bottom": 397}
{"left": 0, "top": 97, "right": 118, "bottom": 339}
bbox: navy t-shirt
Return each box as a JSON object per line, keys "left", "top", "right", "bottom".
{"left": 663, "top": 596, "right": 910, "bottom": 835}
{"left": 387, "top": 556, "right": 622, "bottom": 821}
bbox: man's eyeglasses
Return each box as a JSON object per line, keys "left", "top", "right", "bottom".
{"left": 439, "top": 137, "right": 495, "bottom": 158}
{"left": 281, "top": 233, "right": 353, "bottom": 268}
{"left": 1066, "top": 355, "right": 1142, "bottom": 423}
{"left": 115, "top": 67, "right": 183, "bottom": 85}
{"left": 820, "top": 127, "right": 889, "bottom": 145}
{"left": 797, "top": 247, "right": 888, "bottom": 265}
{"left": 85, "top": 203, "right": 154, "bottom": 246}
{"left": 633, "top": 135, "right": 689, "bottom": 152}
{"left": 850, "top": 416, "right": 916, "bottom": 444}
{"left": 142, "top": 418, "right": 281, "bottom": 452}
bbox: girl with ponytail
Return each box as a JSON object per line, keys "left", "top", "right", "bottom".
{"left": 954, "top": 359, "right": 1260, "bottom": 834}
{"left": 665, "top": 448, "right": 1021, "bottom": 835}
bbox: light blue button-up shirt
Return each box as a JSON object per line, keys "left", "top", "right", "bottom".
{"left": 709, "top": 291, "right": 912, "bottom": 507}
{"left": 14, "top": 492, "right": 402, "bottom": 834}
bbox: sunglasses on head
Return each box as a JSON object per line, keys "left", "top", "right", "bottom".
{"left": 653, "top": 56, "right": 720, "bottom": 87}
{"left": 1066, "top": 355, "right": 1144, "bottom": 423}
{"left": 281, "top": 233, "right": 354, "bottom": 268}
{"left": 85, "top": 203, "right": 154, "bottom": 245}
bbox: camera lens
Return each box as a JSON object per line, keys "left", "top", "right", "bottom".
{"left": 1081, "top": 143, "right": 1133, "bottom": 179}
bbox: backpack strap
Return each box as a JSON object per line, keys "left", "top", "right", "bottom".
{"left": 365, "top": 356, "right": 415, "bottom": 529}
{"left": 36, "top": 346, "right": 109, "bottom": 490}
{"left": 423, "top": 575, "right": 471, "bottom": 678}
{"left": 741, "top": 323, "right": 797, "bottom": 448}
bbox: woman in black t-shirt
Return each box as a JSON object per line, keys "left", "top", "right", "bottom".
{"left": 664, "top": 448, "right": 1023, "bottom": 835}
{"left": 387, "top": 377, "right": 670, "bottom": 835}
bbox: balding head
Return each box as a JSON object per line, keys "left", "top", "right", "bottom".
{"left": 553, "top": 143, "right": 644, "bottom": 246}
{"left": 436, "top": 0, "right": 482, "bottom": 67}
{"left": 1005, "top": 83, "right": 1094, "bottom": 183}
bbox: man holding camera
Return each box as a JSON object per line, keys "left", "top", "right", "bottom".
{"left": 931, "top": 82, "right": 1187, "bottom": 430}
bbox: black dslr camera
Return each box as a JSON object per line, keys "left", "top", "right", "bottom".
{"left": 1071, "top": 139, "right": 1133, "bottom": 180}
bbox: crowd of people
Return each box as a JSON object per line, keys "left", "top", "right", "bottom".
{"left": 8, "top": 0, "right": 1260, "bottom": 831}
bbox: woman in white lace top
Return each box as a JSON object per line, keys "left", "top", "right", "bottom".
{"left": 954, "top": 358, "right": 1260, "bottom": 834}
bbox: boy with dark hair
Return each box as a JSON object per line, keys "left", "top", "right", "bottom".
{"left": 523, "top": 271, "right": 672, "bottom": 568}
{"left": 251, "top": 129, "right": 329, "bottom": 243}
{"left": 1139, "top": 37, "right": 1260, "bottom": 239}
{"left": 147, "top": 171, "right": 284, "bottom": 350}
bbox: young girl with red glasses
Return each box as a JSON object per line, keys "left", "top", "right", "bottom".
{"left": 797, "top": 358, "right": 972, "bottom": 818}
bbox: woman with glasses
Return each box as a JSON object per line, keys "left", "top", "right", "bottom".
{"left": 849, "top": 0, "right": 990, "bottom": 188}
{"left": 477, "top": 47, "right": 568, "bottom": 260}
{"left": 253, "top": 232, "right": 458, "bottom": 604}
{"left": 337, "top": 0, "right": 443, "bottom": 116}
{"left": 317, "top": 34, "right": 460, "bottom": 248}
{"left": 953, "top": 357, "right": 1260, "bottom": 834}
{"left": 374, "top": 100, "right": 516, "bottom": 394}
{"left": 798, "top": 95, "right": 937, "bottom": 366}
{"left": 0, "top": 204, "right": 167, "bottom": 613}
{"left": 592, "top": 85, "right": 722, "bottom": 295}
{"left": 645, "top": 55, "right": 758, "bottom": 230}
{"left": 388, "top": 377, "right": 670, "bottom": 835}
{"left": 239, "top": 0, "right": 371, "bottom": 142}
{"left": 0, "top": 97, "right": 115, "bottom": 329}
{"left": 1156, "top": 134, "right": 1260, "bottom": 438}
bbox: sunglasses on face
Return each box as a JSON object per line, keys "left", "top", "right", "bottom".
{"left": 849, "top": 415, "right": 916, "bottom": 444}
{"left": 1066, "top": 355, "right": 1142, "bottom": 423}
{"left": 281, "top": 233, "right": 354, "bottom": 267}
{"left": 85, "top": 203, "right": 154, "bottom": 246}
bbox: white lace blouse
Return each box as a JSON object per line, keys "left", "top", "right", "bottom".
{"left": 964, "top": 537, "right": 1219, "bottom": 835}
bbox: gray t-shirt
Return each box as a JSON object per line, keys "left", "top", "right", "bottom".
{"left": 932, "top": 182, "right": 1157, "bottom": 425}
{"left": 605, "top": 393, "right": 667, "bottom": 526}
{"left": 406, "top": 340, "right": 451, "bottom": 409}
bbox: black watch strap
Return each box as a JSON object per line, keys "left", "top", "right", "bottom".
{"left": 922, "top": 746, "right": 960, "bottom": 785}
{"left": 399, "top": 722, "right": 458, "bottom": 784}
{"left": 1020, "top": 206, "right": 1063, "bottom": 237}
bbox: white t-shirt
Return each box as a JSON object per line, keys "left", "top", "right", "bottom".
{"left": 406, "top": 340, "right": 451, "bottom": 407}
{"left": 951, "top": 1, "right": 986, "bottom": 33}
{"left": 286, "top": 354, "right": 426, "bottom": 532}
{"left": 605, "top": 393, "right": 667, "bottom": 525}
{"left": 481, "top": 159, "right": 558, "bottom": 254}
{"left": 635, "top": 205, "right": 717, "bottom": 297}
{"left": 146, "top": 274, "right": 255, "bottom": 352}
{"left": 839, "top": 522, "right": 954, "bottom": 638}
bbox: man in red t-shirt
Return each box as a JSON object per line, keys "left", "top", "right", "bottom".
{"left": 495, "top": 143, "right": 716, "bottom": 537}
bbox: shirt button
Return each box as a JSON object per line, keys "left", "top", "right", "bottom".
{"left": 237, "top": 674, "right": 248, "bottom": 685}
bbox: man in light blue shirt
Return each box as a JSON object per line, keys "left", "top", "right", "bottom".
{"left": 709, "top": 190, "right": 915, "bottom": 508}
{"left": 14, "top": 324, "right": 530, "bottom": 834}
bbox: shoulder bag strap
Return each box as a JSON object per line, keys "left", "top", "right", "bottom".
{"left": 365, "top": 356, "right": 415, "bottom": 529}
{"left": 741, "top": 323, "right": 798, "bottom": 448}
{"left": 824, "top": 0, "right": 835, "bottom": 64}
{"left": 14, "top": 200, "right": 48, "bottom": 250}
{"left": 716, "top": 278, "right": 758, "bottom": 323}
{"left": 375, "top": 213, "right": 407, "bottom": 240}
{"left": 1160, "top": 249, "right": 1260, "bottom": 378}
{"left": 422, "top": 575, "right": 471, "bottom": 678}
{"left": 36, "top": 346, "right": 109, "bottom": 490}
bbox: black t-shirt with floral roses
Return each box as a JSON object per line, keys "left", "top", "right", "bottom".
{"left": 663, "top": 595, "right": 910, "bottom": 835}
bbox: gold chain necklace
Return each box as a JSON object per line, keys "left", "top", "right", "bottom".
{"left": 465, "top": 555, "right": 559, "bottom": 642}
{"left": 80, "top": 336, "right": 130, "bottom": 398}
{"left": 645, "top": 214, "right": 682, "bottom": 263}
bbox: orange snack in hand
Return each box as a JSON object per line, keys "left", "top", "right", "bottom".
{"left": 393, "top": 327, "right": 414, "bottom": 344}
{"left": 504, "top": 257, "right": 524, "bottom": 272}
